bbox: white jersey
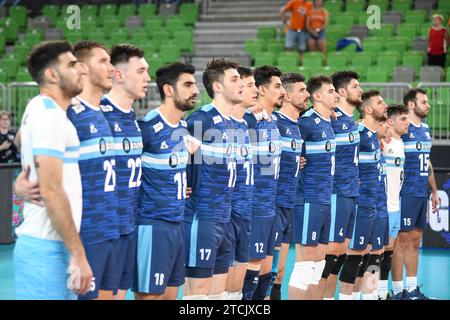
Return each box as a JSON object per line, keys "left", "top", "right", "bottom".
{"left": 383, "top": 137, "right": 405, "bottom": 214}
{"left": 16, "top": 95, "right": 82, "bottom": 241}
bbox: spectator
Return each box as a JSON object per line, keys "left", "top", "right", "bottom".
{"left": 306, "top": 0, "right": 329, "bottom": 55}
{"left": 428, "top": 13, "right": 450, "bottom": 69}
{"left": 0, "top": 111, "right": 20, "bottom": 163}
{"left": 280, "top": 0, "right": 313, "bottom": 58}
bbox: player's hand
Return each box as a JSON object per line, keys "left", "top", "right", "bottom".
{"left": 14, "top": 165, "right": 43, "bottom": 206}
{"left": 186, "top": 187, "right": 192, "bottom": 199}
{"left": 430, "top": 192, "right": 441, "bottom": 213}
{"left": 0, "top": 140, "right": 11, "bottom": 151}
{"left": 248, "top": 106, "right": 270, "bottom": 122}
{"left": 68, "top": 254, "right": 93, "bottom": 296}
{"left": 300, "top": 157, "right": 307, "bottom": 169}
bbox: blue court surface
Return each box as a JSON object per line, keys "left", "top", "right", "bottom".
{"left": 1, "top": 243, "right": 448, "bottom": 300}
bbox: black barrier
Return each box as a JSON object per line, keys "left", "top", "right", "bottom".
{"left": 0, "top": 163, "right": 22, "bottom": 244}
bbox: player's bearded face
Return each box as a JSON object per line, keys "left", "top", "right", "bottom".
{"left": 268, "top": 77, "right": 285, "bottom": 108}
{"left": 345, "top": 80, "right": 363, "bottom": 107}
{"left": 173, "top": 74, "right": 199, "bottom": 112}
{"left": 413, "top": 94, "right": 430, "bottom": 118}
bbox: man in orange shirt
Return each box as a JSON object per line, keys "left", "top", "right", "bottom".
{"left": 280, "top": 0, "right": 314, "bottom": 57}
{"left": 306, "top": 0, "right": 329, "bottom": 55}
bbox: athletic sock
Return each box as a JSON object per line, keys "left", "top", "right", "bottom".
{"left": 378, "top": 280, "right": 388, "bottom": 299}
{"left": 362, "top": 293, "right": 373, "bottom": 300}
{"left": 352, "top": 291, "right": 361, "bottom": 300}
{"left": 406, "top": 276, "right": 417, "bottom": 292}
{"left": 270, "top": 283, "right": 281, "bottom": 300}
{"left": 339, "top": 293, "right": 352, "bottom": 300}
{"left": 323, "top": 297, "right": 334, "bottom": 300}
{"left": 392, "top": 280, "right": 404, "bottom": 295}
{"left": 252, "top": 272, "right": 272, "bottom": 300}
{"left": 242, "top": 269, "right": 259, "bottom": 300}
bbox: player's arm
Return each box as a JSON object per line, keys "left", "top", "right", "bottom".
{"left": 428, "top": 161, "right": 440, "bottom": 213}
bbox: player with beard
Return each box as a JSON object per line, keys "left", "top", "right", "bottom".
{"left": 320, "top": 71, "right": 362, "bottom": 300}
{"left": 133, "top": 63, "right": 199, "bottom": 300}
{"left": 390, "top": 89, "right": 440, "bottom": 300}
{"left": 338, "top": 90, "right": 387, "bottom": 300}
{"left": 268, "top": 72, "right": 310, "bottom": 300}
{"left": 67, "top": 41, "right": 119, "bottom": 300}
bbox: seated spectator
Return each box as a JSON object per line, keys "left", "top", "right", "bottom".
{"left": 280, "top": 0, "right": 313, "bottom": 58}
{"left": 0, "top": 111, "right": 20, "bottom": 163}
{"left": 306, "top": 0, "right": 329, "bottom": 55}
{"left": 428, "top": 13, "right": 449, "bottom": 69}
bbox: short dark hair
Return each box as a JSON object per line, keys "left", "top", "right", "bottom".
{"left": 387, "top": 104, "right": 409, "bottom": 118}
{"left": 331, "top": 71, "right": 359, "bottom": 92}
{"left": 203, "top": 58, "right": 240, "bottom": 99}
{"left": 254, "top": 65, "right": 282, "bottom": 88}
{"left": 358, "top": 89, "right": 380, "bottom": 117}
{"left": 156, "top": 62, "right": 196, "bottom": 101}
{"left": 306, "top": 75, "right": 332, "bottom": 99}
{"left": 280, "top": 73, "right": 305, "bottom": 92}
{"left": 110, "top": 44, "right": 144, "bottom": 66}
{"left": 403, "top": 88, "right": 427, "bottom": 106}
{"left": 237, "top": 66, "right": 254, "bottom": 79}
{"left": 73, "top": 40, "right": 106, "bottom": 62}
{"left": 27, "top": 40, "right": 73, "bottom": 85}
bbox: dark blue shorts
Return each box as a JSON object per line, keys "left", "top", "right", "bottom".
{"left": 329, "top": 194, "right": 357, "bottom": 243}
{"left": 114, "top": 230, "right": 137, "bottom": 292}
{"left": 250, "top": 215, "right": 276, "bottom": 260}
{"left": 348, "top": 206, "right": 377, "bottom": 251}
{"left": 371, "top": 215, "right": 389, "bottom": 251}
{"left": 293, "top": 202, "right": 331, "bottom": 246}
{"left": 273, "top": 206, "right": 293, "bottom": 247}
{"left": 183, "top": 219, "right": 230, "bottom": 278}
{"left": 227, "top": 213, "right": 251, "bottom": 264}
{"left": 400, "top": 196, "right": 428, "bottom": 231}
{"left": 78, "top": 239, "right": 117, "bottom": 300}
{"left": 132, "top": 219, "right": 185, "bottom": 294}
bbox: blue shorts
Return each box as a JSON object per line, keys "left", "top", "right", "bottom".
{"left": 273, "top": 206, "right": 292, "bottom": 247}
{"left": 183, "top": 219, "right": 230, "bottom": 278}
{"left": 285, "top": 29, "right": 308, "bottom": 51}
{"left": 400, "top": 196, "right": 428, "bottom": 231}
{"left": 295, "top": 202, "right": 331, "bottom": 246}
{"left": 14, "top": 235, "right": 76, "bottom": 300}
{"left": 114, "top": 230, "right": 137, "bottom": 292}
{"left": 250, "top": 215, "right": 276, "bottom": 259}
{"left": 78, "top": 239, "right": 117, "bottom": 300}
{"left": 227, "top": 213, "right": 251, "bottom": 264}
{"left": 388, "top": 210, "right": 401, "bottom": 239}
{"left": 371, "top": 215, "right": 389, "bottom": 251}
{"left": 308, "top": 29, "right": 326, "bottom": 40}
{"left": 348, "top": 206, "right": 377, "bottom": 251}
{"left": 132, "top": 219, "right": 185, "bottom": 294}
{"left": 329, "top": 194, "right": 357, "bottom": 243}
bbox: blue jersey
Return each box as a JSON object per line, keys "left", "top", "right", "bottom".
{"left": 298, "top": 109, "right": 336, "bottom": 205}
{"left": 243, "top": 111, "right": 281, "bottom": 218}
{"left": 231, "top": 117, "right": 254, "bottom": 221}
{"left": 67, "top": 98, "right": 119, "bottom": 245}
{"left": 100, "top": 96, "right": 143, "bottom": 235}
{"left": 377, "top": 153, "right": 388, "bottom": 217}
{"left": 185, "top": 104, "right": 235, "bottom": 222}
{"left": 357, "top": 123, "right": 381, "bottom": 209}
{"left": 138, "top": 108, "right": 189, "bottom": 223}
{"left": 331, "top": 107, "right": 360, "bottom": 198}
{"left": 274, "top": 111, "right": 302, "bottom": 208}
{"left": 401, "top": 121, "right": 432, "bottom": 198}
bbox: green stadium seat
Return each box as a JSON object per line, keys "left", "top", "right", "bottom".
{"left": 446, "top": 67, "right": 450, "bottom": 82}
{"left": 103, "top": 16, "right": 121, "bottom": 30}
{"left": 1, "top": 54, "right": 19, "bottom": 81}
{"left": 159, "top": 43, "right": 180, "bottom": 64}
{"left": 42, "top": 5, "right": 60, "bottom": 25}
{"left": 8, "top": 6, "right": 27, "bottom": 28}
{"left": 420, "top": 24, "right": 431, "bottom": 37}
{"left": 130, "top": 32, "right": 149, "bottom": 46}
{"left": 298, "top": 66, "right": 312, "bottom": 81}
{"left": 12, "top": 42, "right": 29, "bottom": 64}
{"left": 88, "top": 30, "right": 106, "bottom": 42}
{"left": 65, "top": 30, "right": 83, "bottom": 45}
{"left": 277, "top": 52, "right": 298, "bottom": 72}
{"left": 324, "top": 1, "right": 343, "bottom": 14}
{"left": 404, "top": 10, "right": 427, "bottom": 24}
{"left": 257, "top": 27, "right": 276, "bottom": 41}
{"left": 166, "top": 16, "right": 185, "bottom": 34}
{"left": 347, "top": 65, "right": 367, "bottom": 81}
{"left": 144, "top": 17, "right": 164, "bottom": 30}
{"left": 366, "top": 67, "right": 389, "bottom": 82}
{"left": 334, "top": 15, "right": 355, "bottom": 30}
{"left": 316, "top": 66, "right": 337, "bottom": 77}
{"left": 371, "top": 23, "right": 394, "bottom": 38}
{"left": 0, "top": 68, "right": 7, "bottom": 83}
{"left": 351, "top": 52, "right": 374, "bottom": 67}
{"left": 368, "top": 0, "right": 388, "bottom": 13}
{"left": 15, "top": 67, "right": 33, "bottom": 82}
{"left": 302, "top": 52, "right": 324, "bottom": 68}
{"left": 362, "top": 38, "right": 383, "bottom": 54}
{"left": 139, "top": 3, "right": 157, "bottom": 18}
{"left": 267, "top": 41, "right": 284, "bottom": 55}
{"left": 179, "top": 3, "right": 199, "bottom": 26}
{"left": 151, "top": 29, "right": 171, "bottom": 48}
{"left": 81, "top": 19, "right": 97, "bottom": 38}
{"left": 118, "top": 5, "right": 137, "bottom": 25}
{"left": 140, "top": 42, "right": 158, "bottom": 57}
{"left": 326, "top": 39, "right": 337, "bottom": 52}
{"left": 388, "top": 38, "right": 408, "bottom": 54}
{"left": 391, "top": 0, "right": 411, "bottom": 14}
{"left": 4, "top": 18, "right": 19, "bottom": 42}
{"left": 110, "top": 28, "right": 129, "bottom": 43}
{"left": 173, "top": 30, "right": 194, "bottom": 53}
{"left": 244, "top": 39, "right": 265, "bottom": 57}
{"left": 376, "top": 55, "right": 398, "bottom": 75}
{"left": 346, "top": 0, "right": 365, "bottom": 12}
{"left": 0, "top": 33, "right": 5, "bottom": 53}
{"left": 253, "top": 52, "right": 276, "bottom": 67}
{"left": 146, "top": 54, "right": 163, "bottom": 77}
{"left": 438, "top": 0, "right": 450, "bottom": 12}
{"left": 327, "top": 25, "right": 346, "bottom": 42}
{"left": 327, "top": 51, "right": 349, "bottom": 69}
{"left": 80, "top": 4, "right": 97, "bottom": 17}
{"left": 401, "top": 53, "right": 423, "bottom": 74}
{"left": 396, "top": 24, "right": 418, "bottom": 40}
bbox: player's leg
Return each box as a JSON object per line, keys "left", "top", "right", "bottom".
{"left": 113, "top": 230, "right": 137, "bottom": 300}
{"left": 209, "top": 221, "right": 232, "bottom": 299}
{"left": 271, "top": 242, "right": 290, "bottom": 300}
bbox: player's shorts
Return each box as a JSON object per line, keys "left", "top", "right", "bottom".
{"left": 78, "top": 238, "right": 117, "bottom": 300}
{"left": 388, "top": 210, "right": 401, "bottom": 239}
{"left": 294, "top": 202, "right": 331, "bottom": 246}
{"left": 132, "top": 219, "right": 185, "bottom": 294}
{"left": 183, "top": 219, "right": 230, "bottom": 278}
{"left": 329, "top": 194, "right": 357, "bottom": 243}
{"left": 348, "top": 206, "right": 377, "bottom": 251}
{"left": 285, "top": 29, "right": 308, "bottom": 51}
{"left": 250, "top": 215, "right": 276, "bottom": 259}
{"left": 227, "top": 212, "right": 251, "bottom": 265}
{"left": 400, "top": 196, "right": 428, "bottom": 231}
{"left": 371, "top": 215, "right": 389, "bottom": 251}
{"left": 14, "top": 235, "right": 76, "bottom": 300}
{"left": 113, "top": 230, "right": 137, "bottom": 293}
{"left": 272, "top": 206, "right": 293, "bottom": 247}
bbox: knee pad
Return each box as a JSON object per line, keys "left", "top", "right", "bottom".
{"left": 321, "top": 254, "right": 338, "bottom": 279}
{"left": 366, "top": 254, "right": 382, "bottom": 274}
{"left": 339, "top": 255, "right": 364, "bottom": 284}
{"left": 357, "top": 254, "right": 371, "bottom": 278}
{"left": 380, "top": 250, "right": 393, "bottom": 281}
{"left": 311, "top": 260, "right": 326, "bottom": 285}
{"left": 182, "top": 294, "right": 209, "bottom": 300}
{"left": 330, "top": 254, "right": 346, "bottom": 275}
{"left": 289, "top": 261, "right": 314, "bottom": 291}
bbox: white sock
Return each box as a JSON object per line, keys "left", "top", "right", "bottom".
{"left": 182, "top": 294, "right": 209, "bottom": 300}
{"left": 323, "top": 297, "right": 334, "bottom": 300}
{"left": 226, "top": 291, "right": 243, "bottom": 300}
{"left": 339, "top": 293, "right": 352, "bottom": 300}
{"left": 352, "top": 291, "right": 361, "bottom": 300}
{"left": 406, "top": 277, "right": 417, "bottom": 292}
{"left": 392, "top": 281, "right": 404, "bottom": 295}
{"left": 372, "top": 289, "right": 379, "bottom": 300}
{"left": 362, "top": 293, "right": 373, "bottom": 300}
{"left": 208, "top": 292, "right": 227, "bottom": 300}
{"left": 378, "top": 280, "right": 388, "bottom": 299}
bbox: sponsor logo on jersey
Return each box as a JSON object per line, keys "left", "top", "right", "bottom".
{"left": 367, "top": 131, "right": 373, "bottom": 138}
{"left": 314, "top": 118, "right": 321, "bottom": 124}
{"left": 271, "top": 114, "right": 277, "bottom": 121}
{"left": 160, "top": 141, "right": 169, "bottom": 150}
{"left": 153, "top": 122, "right": 163, "bottom": 133}
{"left": 99, "top": 138, "right": 107, "bottom": 154}
{"left": 416, "top": 141, "right": 422, "bottom": 150}
{"left": 169, "top": 153, "right": 178, "bottom": 167}
{"left": 114, "top": 122, "right": 122, "bottom": 132}
{"left": 240, "top": 145, "right": 248, "bottom": 158}
{"left": 342, "top": 123, "right": 348, "bottom": 130}
{"left": 410, "top": 133, "right": 415, "bottom": 138}
{"left": 349, "top": 132, "right": 355, "bottom": 142}
{"left": 291, "top": 139, "right": 297, "bottom": 150}
{"left": 213, "top": 115, "right": 222, "bottom": 124}
{"left": 123, "top": 138, "right": 131, "bottom": 153}
{"left": 322, "top": 131, "right": 327, "bottom": 138}
{"left": 72, "top": 104, "right": 85, "bottom": 114}
{"left": 269, "top": 141, "right": 278, "bottom": 153}
{"left": 286, "top": 128, "right": 291, "bottom": 135}
{"left": 90, "top": 123, "right": 98, "bottom": 134}
{"left": 325, "top": 140, "right": 332, "bottom": 152}
{"left": 100, "top": 104, "right": 113, "bottom": 112}
{"left": 226, "top": 143, "right": 233, "bottom": 156}
{"left": 180, "top": 120, "right": 187, "bottom": 127}
{"left": 395, "top": 157, "right": 401, "bottom": 166}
